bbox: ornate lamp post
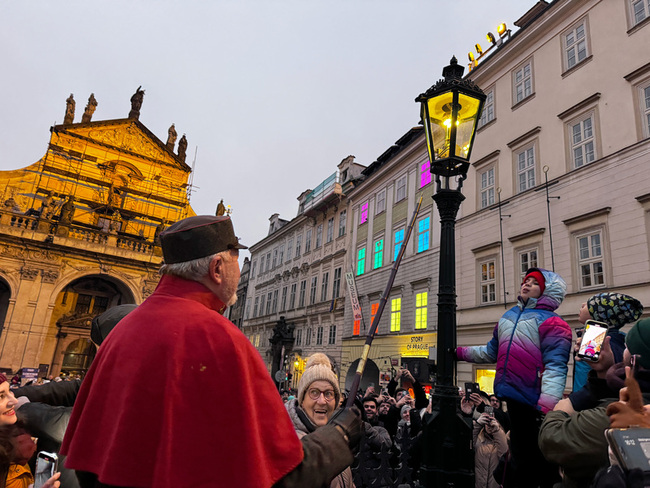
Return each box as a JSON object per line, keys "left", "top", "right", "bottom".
{"left": 415, "top": 56, "right": 486, "bottom": 487}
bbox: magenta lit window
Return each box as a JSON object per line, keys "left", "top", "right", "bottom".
{"left": 420, "top": 161, "right": 432, "bottom": 188}
{"left": 360, "top": 202, "right": 369, "bottom": 224}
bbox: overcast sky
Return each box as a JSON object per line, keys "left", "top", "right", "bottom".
{"left": 1, "top": 0, "right": 530, "bottom": 259}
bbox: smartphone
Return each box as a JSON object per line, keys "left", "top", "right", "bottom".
{"left": 34, "top": 451, "right": 58, "bottom": 488}
{"left": 606, "top": 428, "right": 650, "bottom": 476}
{"left": 484, "top": 405, "right": 494, "bottom": 417}
{"left": 465, "top": 382, "right": 480, "bottom": 398}
{"left": 577, "top": 320, "right": 608, "bottom": 361}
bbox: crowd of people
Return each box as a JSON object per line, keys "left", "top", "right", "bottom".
{"left": 0, "top": 215, "right": 647, "bottom": 488}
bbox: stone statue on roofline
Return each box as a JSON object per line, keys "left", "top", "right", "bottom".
{"left": 177, "top": 134, "right": 187, "bottom": 162}
{"left": 64, "top": 94, "right": 75, "bottom": 124}
{"left": 81, "top": 93, "right": 98, "bottom": 123}
{"left": 129, "top": 86, "right": 145, "bottom": 119}
{"left": 166, "top": 124, "right": 177, "bottom": 149}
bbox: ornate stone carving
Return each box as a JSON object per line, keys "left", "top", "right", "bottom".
{"left": 88, "top": 125, "right": 165, "bottom": 160}
{"left": 41, "top": 269, "right": 60, "bottom": 284}
{"left": 20, "top": 267, "right": 39, "bottom": 281}
{"left": 142, "top": 281, "right": 157, "bottom": 298}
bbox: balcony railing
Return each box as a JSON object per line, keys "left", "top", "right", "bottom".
{"left": 302, "top": 172, "right": 342, "bottom": 216}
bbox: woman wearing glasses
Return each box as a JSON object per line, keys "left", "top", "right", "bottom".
{"left": 285, "top": 353, "right": 353, "bottom": 488}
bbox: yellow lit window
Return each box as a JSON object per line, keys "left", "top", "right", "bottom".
{"left": 390, "top": 298, "right": 401, "bottom": 332}
{"left": 415, "top": 292, "right": 428, "bottom": 329}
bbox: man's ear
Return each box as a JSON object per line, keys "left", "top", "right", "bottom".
{"left": 208, "top": 254, "right": 224, "bottom": 285}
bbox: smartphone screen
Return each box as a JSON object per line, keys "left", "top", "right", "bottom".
{"left": 484, "top": 405, "right": 494, "bottom": 416}
{"left": 577, "top": 320, "right": 608, "bottom": 361}
{"left": 34, "top": 451, "right": 58, "bottom": 488}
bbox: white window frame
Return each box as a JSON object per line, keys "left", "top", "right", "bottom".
{"left": 376, "top": 189, "right": 386, "bottom": 214}
{"left": 332, "top": 267, "right": 342, "bottom": 298}
{"left": 563, "top": 18, "right": 590, "bottom": 72}
{"left": 576, "top": 230, "right": 605, "bottom": 290}
{"left": 326, "top": 218, "right": 334, "bottom": 243}
{"left": 639, "top": 80, "right": 650, "bottom": 139}
{"left": 328, "top": 325, "right": 337, "bottom": 345}
{"left": 310, "top": 276, "right": 318, "bottom": 304}
{"left": 266, "top": 292, "right": 272, "bottom": 314}
{"left": 315, "top": 224, "right": 323, "bottom": 248}
{"left": 295, "top": 235, "right": 302, "bottom": 257}
{"left": 280, "top": 286, "right": 287, "bottom": 312}
{"left": 396, "top": 175, "right": 407, "bottom": 202}
{"left": 480, "top": 259, "right": 497, "bottom": 304}
{"left": 518, "top": 248, "right": 539, "bottom": 283}
{"left": 298, "top": 280, "right": 306, "bottom": 307}
{"left": 512, "top": 59, "right": 534, "bottom": 105}
{"left": 478, "top": 87, "right": 495, "bottom": 128}
{"left": 320, "top": 272, "right": 329, "bottom": 302}
{"left": 296, "top": 328, "right": 303, "bottom": 346}
{"left": 271, "top": 290, "right": 278, "bottom": 313}
{"left": 480, "top": 166, "right": 495, "bottom": 209}
{"left": 569, "top": 112, "right": 596, "bottom": 168}
{"left": 289, "top": 283, "right": 297, "bottom": 309}
{"left": 629, "top": 0, "right": 650, "bottom": 27}
{"left": 338, "top": 210, "right": 347, "bottom": 237}
{"left": 515, "top": 143, "right": 537, "bottom": 193}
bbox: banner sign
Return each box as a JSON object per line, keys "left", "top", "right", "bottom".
{"left": 345, "top": 272, "right": 363, "bottom": 322}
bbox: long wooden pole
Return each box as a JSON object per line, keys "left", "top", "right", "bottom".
{"left": 346, "top": 195, "right": 424, "bottom": 407}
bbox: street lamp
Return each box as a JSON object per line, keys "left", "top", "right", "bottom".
{"left": 415, "top": 56, "right": 486, "bottom": 488}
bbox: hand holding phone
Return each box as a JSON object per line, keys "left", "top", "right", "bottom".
{"left": 34, "top": 451, "right": 58, "bottom": 488}
{"left": 577, "top": 320, "right": 608, "bottom": 362}
{"left": 465, "top": 382, "right": 480, "bottom": 398}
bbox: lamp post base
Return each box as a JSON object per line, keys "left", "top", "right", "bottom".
{"left": 419, "top": 384, "right": 474, "bottom": 487}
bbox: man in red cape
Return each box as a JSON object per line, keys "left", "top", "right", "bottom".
{"left": 61, "top": 215, "right": 360, "bottom": 488}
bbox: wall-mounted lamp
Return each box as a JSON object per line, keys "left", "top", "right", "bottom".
{"left": 475, "top": 44, "right": 483, "bottom": 55}
{"left": 486, "top": 32, "right": 496, "bottom": 45}
{"left": 497, "top": 23, "right": 508, "bottom": 37}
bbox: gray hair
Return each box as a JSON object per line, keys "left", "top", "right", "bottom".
{"left": 160, "top": 250, "right": 232, "bottom": 281}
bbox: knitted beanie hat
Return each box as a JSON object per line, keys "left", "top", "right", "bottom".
{"left": 0, "top": 373, "right": 6, "bottom": 384}
{"left": 587, "top": 293, "right": 643, "bottom": 329}
{"left": 297, "top": 353, "right": 341, "bottom": 406}
{"left": 625, "top": 318, "right": 650, "bottom": 369}
{"left": 523, "top": 268, "right": 545, "bottom": 295}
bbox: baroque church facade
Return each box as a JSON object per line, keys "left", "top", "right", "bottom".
{"left": 0, "top": 89, "right": 195, "bottom": 378}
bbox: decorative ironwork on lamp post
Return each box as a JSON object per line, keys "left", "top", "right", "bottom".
{"left": 415, "top": 56, "right": 486, "bottom": 488}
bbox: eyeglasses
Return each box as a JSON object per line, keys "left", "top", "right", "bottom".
{"left": 308, "top": 388, "right": 335, "bottom": 402}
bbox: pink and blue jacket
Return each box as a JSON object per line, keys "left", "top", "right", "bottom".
{"left": 457, "top": 268, "right": 572, "bottom": 413}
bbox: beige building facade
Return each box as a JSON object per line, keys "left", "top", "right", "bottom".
{"left": 455, "top": 0, "right": 650, "bottom": 388}
{"left": 241, "top": 156, "right": 365, "bottom": 386}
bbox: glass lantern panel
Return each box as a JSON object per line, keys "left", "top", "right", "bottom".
{"left": 456, "top": 93, "right": 482, "bottom": 160}
{"left": 425, "top": 91, "right": 455, "bottom": 160}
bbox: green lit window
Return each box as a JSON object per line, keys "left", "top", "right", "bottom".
{"left": 391, "top": 298, "right": 401, "bottom": 332}
{"left": 357, "top": 248, "right": 366, "bottom": 276}
{"left": 373, "top": 239, "right": 384, "bottom": 269}
{"left": 415, "top": 292, "right": 428, "bottom": 329}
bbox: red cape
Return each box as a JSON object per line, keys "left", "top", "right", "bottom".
{"left": 61, "top": 275, "right": 303, "bottom": 487}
